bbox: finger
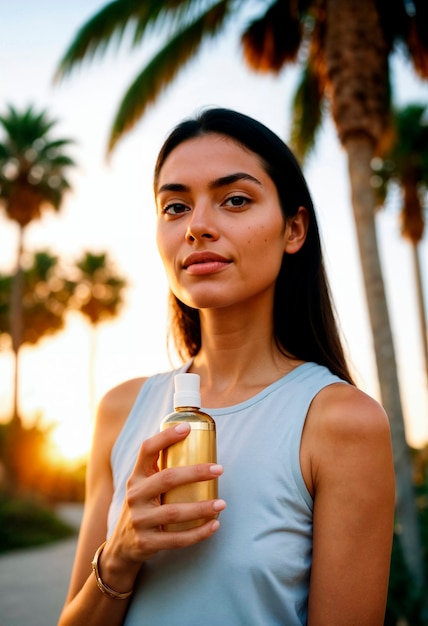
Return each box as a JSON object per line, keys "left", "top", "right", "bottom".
{"left": 144, "top": 463, "right": 224, "bottom": 502}
{"left": 137, "top": 512, "right": 224, "bottom": 557}
{"left": 161, "top": 517, "right": 222, "bottom": 550}
{"left": 163, "top": 498, "right": 227, "bottom": 529}
{"left": 133, "top": 422, "right": 191, "bottom": 477}
{"left": 141, "top": 498, "right": 227, "bottom": 532}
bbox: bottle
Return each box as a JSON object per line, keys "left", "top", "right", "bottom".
{"left": 159, "top": 373, "right": 217, "bottom": 531}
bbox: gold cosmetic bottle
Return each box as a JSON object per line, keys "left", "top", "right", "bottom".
{"left": 159, "top": 373, "right": 217, "bottom": 531}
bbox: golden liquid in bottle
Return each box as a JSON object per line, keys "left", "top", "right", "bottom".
{"left": 160, "top": 408, "right": 217, "bottom": 531}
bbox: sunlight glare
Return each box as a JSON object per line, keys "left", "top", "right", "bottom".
{"left": 50, "top": 421, "right": 92, "bottom": 465}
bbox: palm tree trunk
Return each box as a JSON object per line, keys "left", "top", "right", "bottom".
{"left": 10, "top": 226, "right": 24, "bottom": 424}
{"left": 411, "top": 241, "right": 428, "bottom": 385}
{"left": 346, "top": 136, "right": 425, "bottom": 592}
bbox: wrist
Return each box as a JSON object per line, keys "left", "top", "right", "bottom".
{"left": 92, "top": 541, "right": 138, "bottom": 600}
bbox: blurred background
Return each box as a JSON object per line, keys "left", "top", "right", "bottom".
{"left": 1, "top": 0, "right": 427, "bottom": 463}
{"left": 0, "top": 2, "right": 428, "bottom": 623}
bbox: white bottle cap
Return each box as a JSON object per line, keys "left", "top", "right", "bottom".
{"left": 174, "top": 373, "right": 201, "bottom": 408}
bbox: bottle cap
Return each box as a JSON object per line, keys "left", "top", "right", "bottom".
{"left": 174, "top": 373, "right": 201, "bottom": 408}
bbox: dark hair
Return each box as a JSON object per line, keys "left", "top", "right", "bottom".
{"left": 154, "top": 107, "right": 354, "bottom": 385}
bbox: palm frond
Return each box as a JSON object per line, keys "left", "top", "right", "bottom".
{"left": 107, "top": 0, "right": 231, "bottom": 152}
{"left": 0, "top": 104, "right": 76, "bottom": 224}
{"left": 376, "top": 0, "right": 411, "bottom": 52}
{"left": 289, "top": 64, "right": 324, "bottom": 163}
{"left": 241, "top": 0, "right": 302, "bottom": 73}
{"left": 40, "top": 138, "right": 76, "bottom": 151}
{"left": 54, "top": 0, "right": 219, "bottom": 81}
{"left": 0, "top": 105, "right": 58, "bottom": 149}
{"left": 0, "top": 144, "right": 9, "bottom": 159}
{"left": 40, "top": 155, "right": 76, "bottom": 168}
{"left": 413, "top": 0, "right": 428, "bottom": 52}
{"left": 371, "top": 103, "right": 428, "bottom": 212}
{"left": 131, "top": 0, "right": 216, "bottom": 47}
{"left": 376, "top": 0, "right": 428, "bottom": 78}
{"left": 54, "top": 0, "right": 151, "bottom": 81}
{"left": 407, "top": 8, "right": 428, "bottom": 79}
{"left": 370, "top": 156, "right": 395, "bottom": 209}
{"left": 387, "top": 104, "right": 428, "bottom": 186}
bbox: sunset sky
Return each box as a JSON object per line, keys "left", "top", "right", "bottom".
{"left": 1, "top": 1, "right": 427, "bottom": 460}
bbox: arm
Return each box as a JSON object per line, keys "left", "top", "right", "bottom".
{"left": 58, "top": 379, "right": 225, "bottom": 626}
{"left": 301, "top": 383, "right": 395, "bottom": 626}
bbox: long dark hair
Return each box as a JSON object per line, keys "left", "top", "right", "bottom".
{"left": 154, "top": 108, "right": 354, "bottom": 384}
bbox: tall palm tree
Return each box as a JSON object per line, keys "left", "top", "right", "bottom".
{"left": 0, "top": 250, "right": 76, "bottom": 347}
{"left": 0, "top": 105, "right": 76, "bottom": 422}
{"left": 371, "top": 103, "right": 428, "bottom": 385}
{"left": 54, "top": 0, "right": 428, "bottom": 593}
{"left": 71, "top": 251, "right": 127, "bottom": 414}
{"left": 0, "top": 250, "right": 76, "bottom": 492}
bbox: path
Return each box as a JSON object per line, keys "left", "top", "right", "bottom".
{"left": 0, "top": 503, "right": 82, "bottom": 626}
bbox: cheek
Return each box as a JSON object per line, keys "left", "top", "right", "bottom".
{"left": 156, "top": 229, "right": 184, "bottom": 289}
{"left": 244, "top": 220, "right": 285, "bottom": 250}
{"left": 156, "top": 227, "right": 175, "bottom": 265}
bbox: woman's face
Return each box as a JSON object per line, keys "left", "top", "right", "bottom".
{"left": 155, "top": 133, "right": 289, "bottom": 312}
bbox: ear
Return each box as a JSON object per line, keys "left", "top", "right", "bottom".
{"left": 284, "top": 206, "right": 309, "bottom": 254}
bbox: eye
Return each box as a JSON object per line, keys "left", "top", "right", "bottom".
{"left": 162, "top": 202, "right": 190, "bottom": 216}
{"left": 223, "top": 195, "right": 250, "bottom": 209}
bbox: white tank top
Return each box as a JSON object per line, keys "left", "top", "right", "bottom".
{"left": 107, "top": 362, "right": 343, "bottom": 625}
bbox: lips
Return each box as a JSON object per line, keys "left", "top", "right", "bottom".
{"left": 182, "top": 251, "right": 231, "bottom": 275}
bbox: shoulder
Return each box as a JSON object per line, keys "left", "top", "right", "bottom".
{"left": 311, "top": 382, "right": 390, "bottom": 438}
{"left": 301, "top": 383, "right": 393, "bottom": 496}
{"left": 304, "top": 384, "right": 395, "bottom": 623}
{"left": 304, "top": 383, "right": 395, "bottom": 623}
{"left": 97, "top": 377, "right": 148, "bottom": 426}
{"left": 92, "top": 377, "right": 148, "bottom": 461}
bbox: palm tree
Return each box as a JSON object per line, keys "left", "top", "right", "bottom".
{"left": 54, "top": 0, "right": 428, "bottom": 593}
{"left": 371, "top": 103, "right": 428, "bottom": 384}
{"left": 71, "top": 251, "right": 127, "bottom": 414}
{"left": 0, "top": 105, "right": 76, "bottom": 422}
{"left": 0, "top": 250, "right": 76, "bottom": 347}
{"left": 0, "top": 250, "right": 77, "bottom": 457}
{"left": 0, "top": 248, "right": 127, "bottom": 419}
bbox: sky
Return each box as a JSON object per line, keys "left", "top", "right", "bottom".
{"left": 1, "top": 1, "right": 428, "bottom": 460}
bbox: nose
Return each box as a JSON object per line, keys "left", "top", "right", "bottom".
{"left": 185, "top": 203, "right": 219, "bottom": 243}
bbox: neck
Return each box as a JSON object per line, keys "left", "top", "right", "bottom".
{"left": 188, "top": 305, "right": 302, "bottom": 407}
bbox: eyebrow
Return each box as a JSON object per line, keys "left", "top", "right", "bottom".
{"left": 157, "top": 172, "right": 263, "bottom": 194}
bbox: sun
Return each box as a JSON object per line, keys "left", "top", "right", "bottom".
{"left": 49, "top": 421, "right": 92, "bottom": 466}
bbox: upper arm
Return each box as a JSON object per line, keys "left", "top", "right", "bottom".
{"left": 302, "top": 384, "right": 395, "bottom": 625}
{"left": 64, "top": 377, "right": 146, "bottom": 604}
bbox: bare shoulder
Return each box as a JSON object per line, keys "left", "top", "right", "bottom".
{"left": 301, "top": 382, "right": 394, "bottom": 496}
{"left": 304, "top": 384, "right": 395, "bottom": 624}
{"left": 310, "top": 382, "right": 390, "bottom": 438}
{"left": 97, "top": 377, "right": 148, "bottom": 428}
{"left": 92, "top": 376, "right": 149, "bottom": 461}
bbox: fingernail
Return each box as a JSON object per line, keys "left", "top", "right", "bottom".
{"left": 213, "top": 499, "right": 226, "bottom": 512}
{"left": 209, "top": 464, "right": 223, "bottom": 475}
{"left": 174, "top": 422, "right": 190, "bottom": 434}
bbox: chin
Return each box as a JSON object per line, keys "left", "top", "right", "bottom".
{"left": 178, "top": 292, "right": 233, "bottom": 311}
{"left": 184, "top": 298, "right": 226, "bottom": 310}
{"left": 172, "top": 284, "right": 223, "bottom": 306}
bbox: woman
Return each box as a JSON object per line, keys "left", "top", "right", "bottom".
{"left": 58, "top": 108, "right": 395, "bottom": 626}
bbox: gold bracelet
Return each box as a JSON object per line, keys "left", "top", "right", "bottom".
{"left": 91, "top": 541, "right": 134, "bottom": 600}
